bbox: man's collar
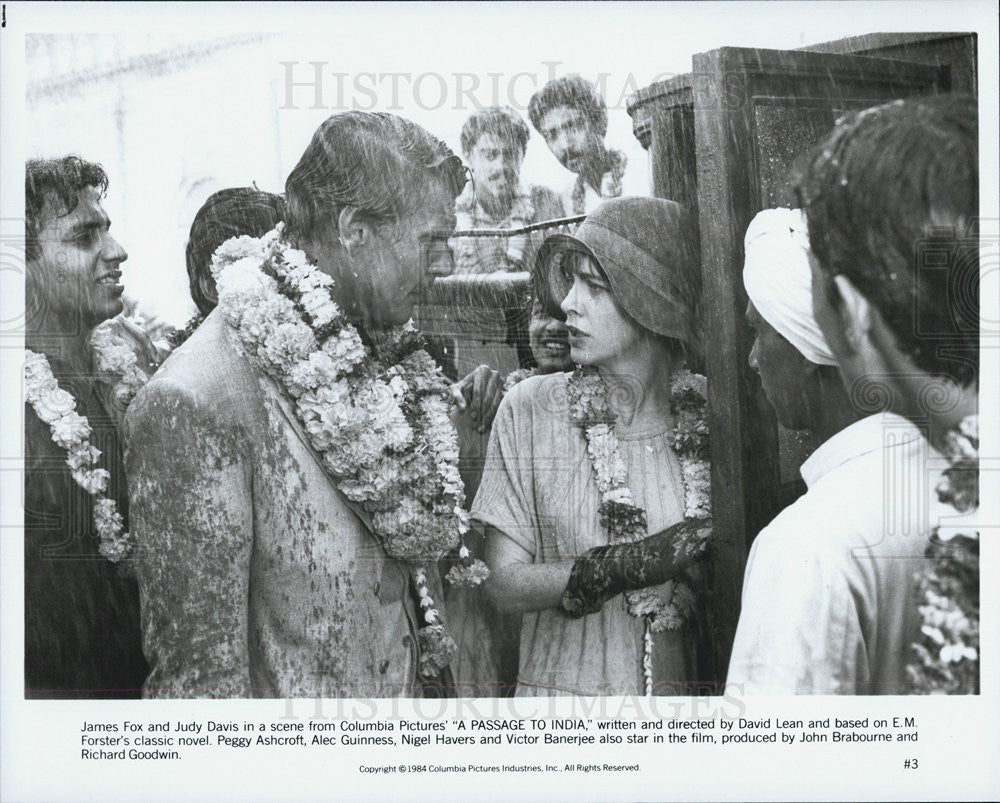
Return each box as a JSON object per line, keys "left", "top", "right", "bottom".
{"left": 800, "top": 412, "right": 924, "bottom": 488}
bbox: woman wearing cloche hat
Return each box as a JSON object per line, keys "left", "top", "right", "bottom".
{"left": 471, "top": 197, "right": 712, "bottom": 696}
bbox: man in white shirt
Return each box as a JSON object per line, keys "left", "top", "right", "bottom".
{"left": 528, "top": 75, "right": 647, "bottom": 215}
{"left": 726, "top": 208, "right": 946, "bottom": 694}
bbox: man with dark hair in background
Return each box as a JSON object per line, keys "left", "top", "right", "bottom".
{"left": 185, "top": 187, "right": 287, "bottom": 318}
{"left": 448, "top": 105, "right": 567, "bottom": 380}
{"left": 127, "top": 112, "right": 478, "bottom": 698}
{"left": 528, "top": 75, "right": 647, "bottom": 215}
{"left": 23, "top": 155, "right": 148, "bottom": 697}
{"left": 452, "top": 105, "right": 564, "bottom": 275}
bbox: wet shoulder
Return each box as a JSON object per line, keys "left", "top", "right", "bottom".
{"left": 128, "top": 311, "right": 258, "bottom": 436}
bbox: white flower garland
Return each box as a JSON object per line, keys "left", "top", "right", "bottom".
{"left": 89, "top": 321, "right": 152, "bottom": 406}
{"left": 25, "top": 317, "right": 162, "bottom": 564}
{"left": 567, "top": 366, "right": 711, "bottom": 695}
{"left": 24, "top": 349, "right": 132, "bottom": 562}
{"left": 908, "top": 413, "right": 979, "bottom": 693}
{"left": 213, "top": 224, "right": 487, "bottom": 674}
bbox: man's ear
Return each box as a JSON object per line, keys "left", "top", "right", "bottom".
{"left": 200, "top": 272, "right": 218, "bottom": 309}
{"left": 832, "top": 275, "right": 873, "bottom": 354}
{"left": 337, "top": 206, "right": 374, "bottom": 251}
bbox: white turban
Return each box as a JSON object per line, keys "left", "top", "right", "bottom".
{"left": 742, "top": 208, "right": 837, "bottom": 366}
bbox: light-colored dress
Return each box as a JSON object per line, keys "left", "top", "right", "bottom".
{"left": 472, "top": 373, "right": 694, "bottom": 696}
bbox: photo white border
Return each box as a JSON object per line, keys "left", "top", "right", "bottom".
{"left": 2, "top": 2, "right": 997, "bottom": 800}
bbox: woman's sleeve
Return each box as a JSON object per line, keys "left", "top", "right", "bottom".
{"left": 124, "top": 379, "right": 255, "bottom": 698}
{"left": 470, "top": 384, "right": 538, "bottom": 556}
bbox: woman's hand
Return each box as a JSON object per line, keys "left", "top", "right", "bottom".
{"left": 449, "top": 364, "right": 504, "bottom": 433}
{"left": 560, "top": 517, "right": 712, "bottom": 618}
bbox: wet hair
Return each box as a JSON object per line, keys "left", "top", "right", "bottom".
{"left": 797, "top": 94, "right": 978, "bottom": 386}
{"left": 185, "top": 188, "right": 287, "bottom": 316}
{"left": 25, "top": 156, "right": 109, "bottom": 263}
{"left": 284, "top": 111, "right": 467, "bottom": 241}
{"left": 528, "top": 75, "right": 608, "bottom": 138}
{"left": 460, "top": 106, "right": 530, "bottom": 157}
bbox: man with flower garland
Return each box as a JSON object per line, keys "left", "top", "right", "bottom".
{"left": 24, "top": 156, "right": 148, "bottom": 697}
{"left": 528, "top": 75, "right": 647, "bottom": 216}
{"left": 797, "top": 95, "right": 979, "bottom": 693}
{"left": 126, "top": 112, "right": 484, "bottom": 698}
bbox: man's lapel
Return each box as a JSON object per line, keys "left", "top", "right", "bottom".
{"left": 267, "top": 380, "right": 378, "bottom": 534}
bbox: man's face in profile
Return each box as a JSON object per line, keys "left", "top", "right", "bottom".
{"left": 746, "top": 300, "right": 816, "bottom": 431}
{"left": 359, "top": 177, "right": 458, "bottom": 328}
{"left": 28, "top": 185, "right": 128, "bottom": 333}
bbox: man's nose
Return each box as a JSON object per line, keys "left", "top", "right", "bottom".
{"left": 748, "top": 340, "right": 760, "bottom": 372}
{"left": 425, "top": 246, "right": 455, "bottom": 278}
{"left": 102, "top": 234, "right": 128, "bottom": 265}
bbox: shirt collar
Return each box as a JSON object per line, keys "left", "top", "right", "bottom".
{"left": 799, "top": 412, "right": 923, "bottom": 488}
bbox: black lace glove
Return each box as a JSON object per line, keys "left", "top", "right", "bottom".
{"left": 560, "top": 517, "right": 712, "bottom": 618}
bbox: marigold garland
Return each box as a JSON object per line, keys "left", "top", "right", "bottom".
{"left": 24, "top": 349, "right": 133, "bottom": 562}
{"left": 907, "top": 413, "right": 979, "bottom": 694}
{"left": 213, "top": 224, "right": 487, "bottom": 674}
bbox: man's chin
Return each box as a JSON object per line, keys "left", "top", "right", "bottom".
{"left": 101, "top": 298, "right": 124, "bottom": 322}
{"left": 481, "top": 188, "right": 515, "bottom": 210}
{"left": 537, "top": 357, "right": 570, "bottom": 374}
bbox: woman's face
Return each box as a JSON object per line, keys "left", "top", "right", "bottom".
{"left": 558, "top": 252, "right": 643, "bottom": 370}
{"left": 528, "top": 298, "right": 571, "bottom": 373}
